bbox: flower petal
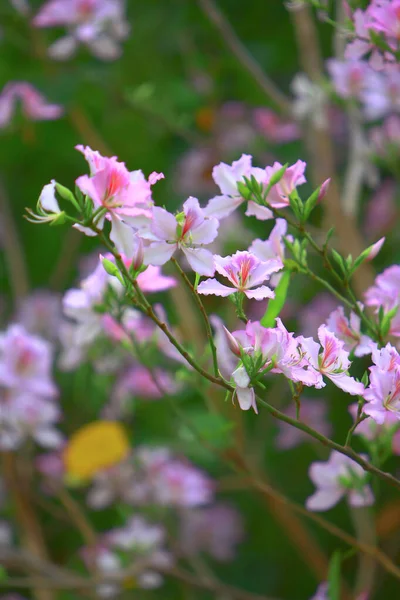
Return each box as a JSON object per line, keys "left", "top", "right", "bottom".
{"left": 197, "top": 279, "right": 235, "bottom": 297}
{"left": 181, "top": 247, "right": 215, "bottom": 276}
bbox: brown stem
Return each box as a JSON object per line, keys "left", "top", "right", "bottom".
{"left": 0, "top": 178, "right": 29, "bottom": 299}
{"left": 197, "top": 0, "right": 291, "bottom": 112}
{"left": 289, "top": 3, "right": 375, "bottom": 297}
{"left": 1, "top": 454, "right": 54, "bottom": 600}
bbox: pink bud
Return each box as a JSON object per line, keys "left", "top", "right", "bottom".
{"left": 366, "top": 237, "right": 385, "bottom": 261}
{"left": 318, "top": 178, "right": 331, "bottom": 203}
{"left": 223, "top": 326, "right": 241, "bottom": 357}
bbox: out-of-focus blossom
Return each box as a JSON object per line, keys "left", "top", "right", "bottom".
{"left": 105, "top": 365, "right": 179, "bottom": 418}
{"left": 0, "top": 82, "right": 63, "bottom": 128}
{"left": 291, "top": 74, "right": 328, "bottom": 129}
{"left": 364, "top": 344, "right": 400, "bottom": 424}
{"left": 253, "top": 107, "right": 300, "bottom": 143}
{"left": 142, "top": 196, "right": 219, "bottom": 276}
{"left": 327, "top": 58, "right": 371, "bottom": 99}
{"left": 306, "top": 450, "right": 374, "bottom": 511}
{"left": 304, "top": 326, "right": 365, "bottom": 395}
{"left": 136, "top": 265, "right": 176, "bottom": 293}
{"left": 249, "top": 219, "right": 290, "bottom": 287}
{"left": 33, "top": 0, "right": 130, "bottom": 61}
{"left": 370, "top": 115, "right": 400, "bottom": 160}
{"left": 16, "top": 290, "right": 62, "bottom": 341}
{"left": 179, "top": 504, "right": 244, "bottom": 561}
{"left": 275, "top": 398, "right": 332, "bottom": 450}
{"left": 0, "top": 325, "right": 57, "bottom": 398}
{"left": 63, "top": 421, "right": 130, "bottom": 482}
{"left": 0, "top": 393, "right": 63, "bottom": 450}
{"left": 310, "top": 582, "right": 329, "bottom": 600}
{"left": 197, "top": 251, "right": 282, "bottom": 300}
{"left": 364, "top": 179, "right": 397, "bottom": 237}
{"left": 361, "top": 70, "right": 400, "bottom": 120}
{"left": 326, "top": 306, "right": 373, "bottom": 357}
{"left": 348, "top": 402, "right": 398, "bottom": 442}
{"left": 300, "top": 293, "right": 338, "bottom": 337}
{"left": 203, "top": 154, "right": 273, "bottom": 221}
{"left": 264, "top": 160, "right": 307, "bottom": 209}
{"left": 365, "top": 265, "right": 400, "bottom": 337}
{"left": 366, "top": 0, "right": 400, "bottom": 48}
{"left": 123, "top": 447, "right": 214, "bottom": 508}
{"left": 87, "top": 458, "right": 137, "bottom": 509}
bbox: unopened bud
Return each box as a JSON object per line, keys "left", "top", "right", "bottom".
{"left": 223, "top": 326, "right": 241, "bottom": 357}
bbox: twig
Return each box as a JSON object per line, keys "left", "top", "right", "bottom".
{"left": 57, "top": 487, "right": 96, "bottom": 547}
{"left": 197, "top": 0, "right": 291, "bottom": 112}
{"left": 0, "top": 178, "right": 29, "bottom": 299}
{"left": 289, "top": 3, "right": 375, "bottom": 296}
{"left": 171, "top": 257, "right": 219, "bottom": 376}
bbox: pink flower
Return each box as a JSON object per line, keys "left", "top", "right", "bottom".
{"left": 142, "top": 196, "right": 219, "bottom": 276}
{"left": 16, "top": 290, "right": 62, "bottom": 342}
{"left": 365, "top": 265, "right": 400, "bottom": 337}
{"left": 0, "top": 325, "right": 57, "bottom": 398}
{"left": 203, "top": 154, "right": 273, "bottom": 221}
{"left": 364, "top": 344, "right": 400, "bottom": 424}
{"left": 75, "top": 147, "right": 163, "bottom": 253}
{"left": 150, "top": 460, "right": 214, "bottom": 507}
{"left": 86, "top": 459, "right": 137, "bottom": 509}
{"left": 179, "top": 504, "right": 244, "bottom": 562}
{"left": 33, "top": 0, "right": 130, "bottom": 61}
{"left": 136, "top": 266, "right": 176, "bottom": 293}
{"left": 253, "top": 107, "right": 300, "bottom": 144}
{"left": 0, "top": 82, "right": 63, "bottom": 128}
{"left": 366, "top": 0, "right": 400, "bottom": 45}
{"left": 264, "top": 160, "right": 307, "bottom": 209}
{"left": 248, "top": 218, "right": 289, "bottom": 287}
{"left": 197, "top": 251, "right": 282, "bottom": 300}
{"left": 276, "top": 398, "right": 332, "bottom": 450}
{"left": 306, "top": 451, "right": 374, "bottom": 511}
{"left": 0, "top": 394, "right": 63, "bottom": 450}
{"left": 326, "top": 58, "right": 371, "bottom": 99}
{"left": 348, "top": 402, "right": 397, "bottom": 441}
{"left": 364, "top": 179, "right": 396, "bottom": 238}
{"left": 326, "top": 306, "right": 373, "bottom": 357}
{"left": 304, "top": 326, "right": 365, "bottom": 395}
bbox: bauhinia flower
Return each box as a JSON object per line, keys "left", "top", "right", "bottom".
{"left": 303, "top": 325, "right": 365, "bottom": 395}
{"left": 0, "top": 82, "right": 63, "bottom": 128}
{"left": 326, "top": 306, "right": 373, "bottom": 357}
{"left": 306, "top": 450, "right": 374, "bottom": 511}
{"left": 363, "top": 344, "right": 400, "bottom": 424}
{"left": 203, "top": 154, "right": 273, "bottom": 221}
{"left": 142, "top": 196, "right": 219, "bottom": 276}
{"left": 365, "top": 265, "right": 400, "bottom": 337}
{"left": 264, "top": 160, "right": 307, "bottom": 208}
{"left": 248, "top": 218, "right": 289, "bottom": 287}
{"left": 197, "top": 251, "right": 282, "bottom": 300}
{"left": 33, "top": 0, "right": 130, "bottom": 61}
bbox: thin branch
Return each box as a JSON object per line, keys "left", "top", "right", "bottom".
{"left": 171, "top": 257, "right": 219, "bottom": 376}
{"left": 0, "top": 178, "right": 29, "bottom": 299}
{"left": 197, "top": 0, "right": 291, "bottom": 112}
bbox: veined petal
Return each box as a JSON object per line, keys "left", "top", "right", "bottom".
{"left": 190, "top": 217, "right": 219, "bottom": 245}
{"left": 109, "top": 215, "right": 136, "bottom": 258}
{"left": 326, "top": 373, "right": 364, "bottom": 396}
{"left": 151, "top": 207, "right": 177, "bottom": 241}
{"left": 244, "top": 286, "right": 275, "bottom": 300}
{"left": 249, "top": 259, "right": 283, "bottom": 286}
{"left": 245, "top": 201, "right": 273, "bottom": 220}
{"left": 197, "top": 279, "right": 235, "bottom": 297}
{"left": 75, "top": 174, "right": 102, "bottom": 208}
{"left": 144, "top": 242, "right": 177, "bottom": 266}
{"left": 181, "top": 247, "right": 215, "bottom": 276}
{"left": 203, "top": 195, "right": 242, "bottom": 219}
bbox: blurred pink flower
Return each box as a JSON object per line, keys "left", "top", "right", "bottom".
{"left": 364, "top": 344, "right": 400, "bottom": 424}
{"left": 253, "top": 107, "right": 300, "bottom": 143}
{"left": 275, "top": 398, "right": 332, "bottom": 450}
{"left": 327, "top": 58, "right": 371, "bottom": 99}
{"left": 264, "top": 160, "right": 307, "bottom": 208}
{"left": 306, "top": 451, "right": 374, "bottom": 511}
{"left": 179, "top": 504, "right": 244, "bottom": 562}
{"left": 326, "top": 306, "right": 373, "bottom": 357}
{"left": 16, "top": 290, "right": 62, "bottom": 341}
{"left": 0, "top": 82, "right": 63, "bottom": 128}
{"left": 33, "top": 0, "right": 129, "bottom": 61}
{"left": 364, "top": 179, "right": 396, "bottom": 238}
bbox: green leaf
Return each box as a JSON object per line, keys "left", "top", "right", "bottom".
{"left": 331, "top": 249, "right": 346, "bottom": 273}
{"left": 237, "top": 180, "right": 252, "bottom": 200}
{"left": 269, "top": 163, "right": 288, "bottom": 186}
{"left": 261, "top": 270, "right": 291, "bottom": 328}
{"left": 327, "top": 551, "right": 341, "bottom": 600}
{"left": 303, "top": 186, "right": 320, "bottom": 221}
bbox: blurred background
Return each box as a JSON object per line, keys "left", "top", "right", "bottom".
{"left": 1, "top": 1, "right": 400, "bottom": 599}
